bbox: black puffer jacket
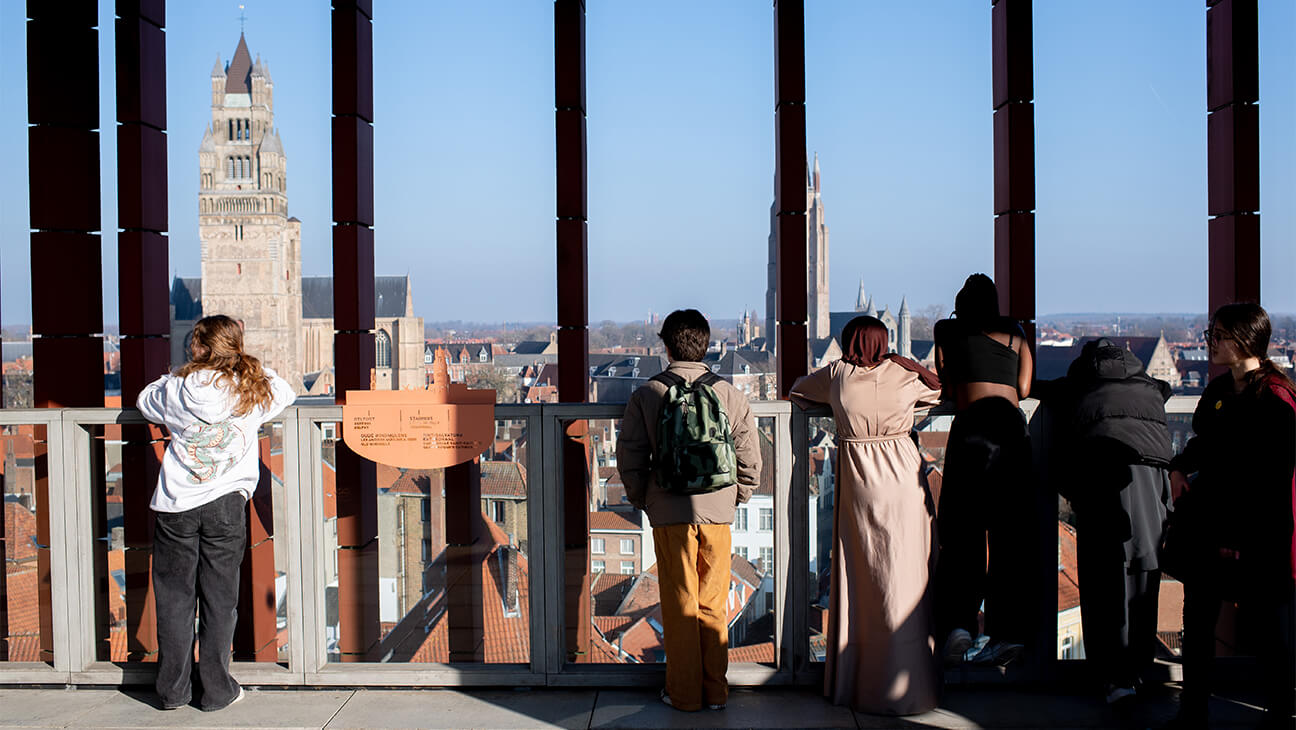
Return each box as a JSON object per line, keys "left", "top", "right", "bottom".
{"left": 1064, "top": 338, "right": 1174, "bottom": 468}
{"left": 1037, "top": 339, "right": 1174, "bottom": 568}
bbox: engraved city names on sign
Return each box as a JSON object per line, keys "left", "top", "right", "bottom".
{"left": 342, "top": 348, "right": 496, "bottom": 469}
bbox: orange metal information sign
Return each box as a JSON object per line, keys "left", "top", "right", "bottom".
{"left": 342, "top": 349, "right": 495, "bottom": 469}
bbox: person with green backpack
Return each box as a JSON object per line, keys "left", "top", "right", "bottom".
{"left": 617, "top": 309, "right": 762, "bottom": 713}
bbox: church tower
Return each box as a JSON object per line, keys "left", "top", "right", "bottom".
{"left": 765, "top": 153, "right": 831, "bottom": 350}
{"left": 198, "top": 34, "right": 303, "bottom": 390}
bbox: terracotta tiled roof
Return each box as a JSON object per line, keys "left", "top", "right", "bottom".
{"left": 589, "top": 510, "right": 639, "bottom": 532}
{"left": 4, "top": 568, "right": 41, "bottom": 636}
{"left": 616, "top": 615, "right": 664, "bottom": 663}
{"left": 591, "top": 572, "right": 636, "bottom": 616}
{"left": 322, "top": 460, "right": 337, "bottom": 520}
{"left": 598, "top": 467, "right": 619, "bottom": 481}
{"left": 376, "top": 463, "right": 402, "bottom": 490}
{"left": 588, "top": 632, "right": 628, "bottom": 662}
{"left": 481, "top": 461, "right": 527, "bottom": 498}
{"left": 1157, "top": 578, "right": 1184, "bottom": 632}
{"left": 728, "top": 641, "right": 775, "bottom": 663}
{"left": 729, "top": 553, "right": 762, "bottom": 590}
{"left": 5, "top": 502, "right": 38, "bottom": 562}
{"left": 593, "top": 615, "right": 632, "bottom": 638}
{"left": 615, "top": 568, "right": 660, "bottom": 621}
{"left": 382, "top": 511, "right": 530, "bottom": 664}
{"left": 386, "top": 469, "right": 443, "bottom": 495}
{"left": 1058, "top": 521, "right": 1080, "bottom": 612}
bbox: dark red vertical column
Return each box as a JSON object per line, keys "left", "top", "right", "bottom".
{"left": 27, "top": 0, "right": 104, "bottom": 664}
{"left": 1206, "top": 0, "right": 1260, "bottom": 319}
{"left": 554, "top": 0, "right": 592, "bottom": 662}
{"left": 445, "top": 460, "right": 485, "bottom": 662}
{"left": 774, "top": 0, "right": 807, "bottom": 397}
{"left": 992, "top": 0, "right": 1035, "bottom": 345}
{"left": 332, "top": 0, "right": 379, "bottom": 662}
{"left": 116, "top": 0, "right": 169, "bottom": 662}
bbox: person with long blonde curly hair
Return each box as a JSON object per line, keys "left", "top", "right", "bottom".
{"left": 137, "top": 315, "right": 295, "bottom": 711}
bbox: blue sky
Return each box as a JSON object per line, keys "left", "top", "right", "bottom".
{"left": 1, "top": 1, "right": 1292, "bottom": 327}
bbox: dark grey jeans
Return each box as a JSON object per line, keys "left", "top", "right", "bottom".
{"left": 152, "top": 492, "right": 246, "bottom": 710}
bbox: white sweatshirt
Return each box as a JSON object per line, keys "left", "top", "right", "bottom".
{"left": 137, "top": 367, "right": 296, "bottom": 513}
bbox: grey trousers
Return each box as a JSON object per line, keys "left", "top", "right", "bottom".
{"left": 152, "top": 492, "right": 246, "bottom": 710}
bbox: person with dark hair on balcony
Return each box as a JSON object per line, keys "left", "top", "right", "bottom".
{"left": 790, "top": 315, "right": 943, "bottom": 715}
{"left": 1167, "top": 303, "right": 1295, "bottom": 729}
{"left": 931, "top": 273, "right": 1035, "bottom": 667}
{"left": 616, "top": 308, "right": 761, "bottom": 713}
{"left": 1034, "top": 338, "right": 1174, "bottom": 705}
{"left": 137, "top": 315, "right": 295, "bottom": 711}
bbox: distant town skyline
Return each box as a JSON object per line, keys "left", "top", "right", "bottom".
{"left": 1, "top": 1, "right": 1292, "bottom": 327}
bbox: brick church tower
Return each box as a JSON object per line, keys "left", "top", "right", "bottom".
{"left": 193, "top": 33, "right": 303, "bottom": 390}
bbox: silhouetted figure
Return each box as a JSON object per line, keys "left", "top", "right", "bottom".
{"left": 1036, "top": 338, "right": 1173, "bottom": 704}
{"left": 931, "top": 274, "right": 1035, "bottom": 667}
{"left": 1167, "top": 303, "right": 1295, "bottom": 729}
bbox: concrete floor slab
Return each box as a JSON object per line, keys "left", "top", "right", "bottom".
{"left": 591, "top": 688, "right": 857, "bottom": 729}
{"left": 59, "top": 688, "right": 355, "bottom": 729}
{"left": 0, "top": 689, "right": 117, "bottom": 728}
{"left": 324, "top": 688, "right": 597, "bottom": 730}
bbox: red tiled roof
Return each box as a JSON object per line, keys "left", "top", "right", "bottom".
{"left": 322, "top": 460, "right": 337, "bottom": 520}
{"left": 5, "top": 502, "right": 38, "bottom": 563}
{"left": 386, "top": 469, "right": 443, "bottom": 495}
{"left": 592, "top": 572, "right": 636, "bottom": 616}
{"left": 589, "top": 510, "right": 639, "bottom": 532}
{"left": 615, "top": 568, "right": 660, "bottom": 620}
{"left": 5, "top": 567, "right": 41, "bottom": 636}
{"left": 1157, "top": 578, "right": 1184, "bottom": 632}
{"left": 616, "top": 615, "right": 663, "bottom": 663}
{"left": 481, "top": 461, "right": 526, "bottom": 498}
{"left": 376, "top": 463, "right": 402, "bottom": 490}
{"left": 728, "top": 641, "right": 774, "bottom": 663}
{"left": 1058, "top": 521, "right": 1080, "bottom": 612}
{"left": 593, "top": 615, "right": 632, "bottom": 638}
{"left": 384, "top": 511, "right": 530, "bottom": 664}
{"left": 730, "top": 553, "right": 762, "bottom": 590}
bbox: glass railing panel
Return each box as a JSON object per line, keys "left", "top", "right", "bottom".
{"left": 321, "top": 418, "right": 532, "bottom": 664}
{"left": 563, "top": 414, "right": 780, "bottom": 666}
{"left": 90, "top": 419, "right": 288, "bottom": 665}
{"left": 1, "top": 423, "right": 49, "bottom": 664}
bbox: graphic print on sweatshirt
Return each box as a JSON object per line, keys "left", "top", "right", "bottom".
{"left": 180, "top": 420, "right": 248, "bottom": 484}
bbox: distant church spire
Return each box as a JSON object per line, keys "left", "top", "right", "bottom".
{"left": 812, "top": 152, "right": 820, "bottom": 193}
{"left": 856, "top": 279, "right": 868, "bottom": 312}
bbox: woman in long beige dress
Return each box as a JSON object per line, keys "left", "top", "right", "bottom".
{"left": 791, "top": 315, "right": 943, "bottom": 716}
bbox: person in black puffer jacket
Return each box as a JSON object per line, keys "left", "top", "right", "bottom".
{"left": 1037, "top": 338, "right": 1173, "bottom": 704}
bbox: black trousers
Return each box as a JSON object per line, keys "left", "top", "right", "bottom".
{"left": 1181, "top": 572, "right": 1295, "bottom": 719}
{"left": 1076, "top": 545, "right": 1159, "bottom": 688}
{"left": 934, "top": 396, "right": 1034, "bottom": 644}
{"left": 151, "top": 492, "right": 247, "bottom": 710}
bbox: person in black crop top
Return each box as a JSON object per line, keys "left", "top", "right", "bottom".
{"left": 931, "top": 274, "right": 1036, "bottom": 668}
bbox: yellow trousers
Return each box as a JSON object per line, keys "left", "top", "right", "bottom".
{"left": 653, "top": 523, "right": 732, "bottom": 711}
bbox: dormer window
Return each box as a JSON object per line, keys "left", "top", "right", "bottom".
{"left": 607, "top": 367, "right": 617, "bottom": 377}
{"left": 478, "top": 349, "right": 488, "bottom": 363}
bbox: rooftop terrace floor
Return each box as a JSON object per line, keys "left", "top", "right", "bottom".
{"left": 0, "top": 683, "right": 1274, "bottom": 729}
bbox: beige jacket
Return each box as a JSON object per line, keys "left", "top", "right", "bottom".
{"left": 617, "top": 361, "right": 761, "bottom": 527}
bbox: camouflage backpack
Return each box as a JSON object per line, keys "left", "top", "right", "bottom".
{"left": 651, "top": 371, "right": 738, "bottom": 495}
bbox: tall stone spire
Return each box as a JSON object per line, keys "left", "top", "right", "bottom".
{"left": 856, "top": 279, "right": 868, "bottom": 312}
{"left": 813, "top": 152, "right": 820, "bottom": 193}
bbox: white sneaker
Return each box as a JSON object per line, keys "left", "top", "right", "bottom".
{"left": 943, "top": 628, "right": 973, "bottom": 665}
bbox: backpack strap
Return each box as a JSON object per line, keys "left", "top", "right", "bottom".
{"left": 651, "top": 371, "right": 686, "bottom": 389}
{"left": 695, "top": 372, "right": 723, "bottom": 389}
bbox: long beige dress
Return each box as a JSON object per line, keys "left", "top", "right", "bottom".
{"left": 791, "top": 359, "right": 943, "bottom": 716}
